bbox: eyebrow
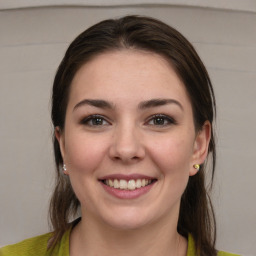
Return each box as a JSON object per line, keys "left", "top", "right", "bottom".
{"left": 73, "top": 98, "right": 183, "bottom": 111}
{"left": 73, "top": 99, "right": 114, "bottom": 111}
{"left": 138, "top": 98, "right": 183, "bottom": 111}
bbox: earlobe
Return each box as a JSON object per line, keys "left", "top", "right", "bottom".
{"left": 62, "top": 163, "right": 69, "bottom": 175}
{"left": 190, "top": 121, "right": 211, "bottom": 176}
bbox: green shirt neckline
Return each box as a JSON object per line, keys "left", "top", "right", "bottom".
{"left": 1, "top": 220, "right": 240, "bottom": 256}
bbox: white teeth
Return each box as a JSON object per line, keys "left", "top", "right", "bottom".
{"left": 120, "top": 179, "right": 128, "bottom": 189}
{"left": 104, "top": 178, "right": 154, "bottom": 190}
{"left": 109, "top": 179, "right": 114, "bottom": 187}
{"left": 128, "top": 180, "right": 136, "bottom": 190}
{"left": 113, "top": 179, "right": 119, "bottom": 188}
{"left": 136, "top": 179, "right": 142, "bottom": 188}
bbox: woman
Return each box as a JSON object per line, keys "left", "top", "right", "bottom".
{"left": 1, "top": 16, "right": 240, "bottom": 256}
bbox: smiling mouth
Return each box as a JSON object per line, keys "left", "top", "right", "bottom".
{"left": 101, "top": 179, "right": 157, "bottom": 190}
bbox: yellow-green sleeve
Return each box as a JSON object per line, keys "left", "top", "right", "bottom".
{"left": 218, "top": 251, "right": 241, "bottom": 256}
{"left": 0, "top": 229, "right": 70, "bottom": 256}
{"left": 0, "top": 232, "right": 53, "bottom": 256}
{"left": 187, "top": 233, "right": 241, "bottom": 256}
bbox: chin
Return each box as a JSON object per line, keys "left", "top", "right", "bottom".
{"left": 107, "top": 218, "right": 149, "bottom": 231}
{"left": 99, "top": 207, "right": 158, "bottom": 231}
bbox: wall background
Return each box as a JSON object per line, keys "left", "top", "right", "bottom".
{"left": 0, "top": 1, "right": 255, "bottom": 255}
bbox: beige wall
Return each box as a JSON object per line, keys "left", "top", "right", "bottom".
{"left": 0, "top": 4, "right": 255, "bottom": 255}
{"left": 1, "top": 0, "right": 256, "bottom": 12}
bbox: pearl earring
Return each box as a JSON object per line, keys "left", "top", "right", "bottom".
{"left": 63, "top": 164, "right": 68, "bottom": 174}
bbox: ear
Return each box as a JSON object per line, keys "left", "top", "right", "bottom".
{"left": 55, "top": 126, "right": 68, "bottom": 174}
{"left": 189, "top": 121, "right": 211, "bottom": 176}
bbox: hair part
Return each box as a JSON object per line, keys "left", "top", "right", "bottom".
{"left": 50, "top": 15, "right": 216, "bottom": 256}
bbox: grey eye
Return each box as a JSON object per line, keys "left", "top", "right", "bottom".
{"left": 91, "top": 117, "right": 105, "bottom": 125}
{"left": 147, "top": 114, "right": 176, "bottom": 126}
{"left": 81, "top": 115, "right": 109, "bottom": 126}
{"left": 153, "top": 116, "right": 167, "bottom": 125}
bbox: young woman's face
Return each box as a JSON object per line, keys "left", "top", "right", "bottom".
{"left": 57, "top": 50, "right": 210, "bottom": 230}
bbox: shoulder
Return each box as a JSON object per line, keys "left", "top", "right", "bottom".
{"left": 218, "top": 251, "right": 241, "bottom": 256}
{"left": 0, "top": 232, "right": 53, "bottom": 256}
{"left": 187, "top": 234, "right": 241, "bottom": 256}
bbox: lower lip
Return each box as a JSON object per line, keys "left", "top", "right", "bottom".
{"left": 101, "top": 182, "right": 156, "bottom": 199}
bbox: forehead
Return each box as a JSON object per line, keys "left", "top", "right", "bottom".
{"left": 69, "top": 49, "right": 191, "bottom": 109}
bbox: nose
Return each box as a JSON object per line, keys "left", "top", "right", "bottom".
{"left": 109, "top": 124, "right": 145, "bottom": 163}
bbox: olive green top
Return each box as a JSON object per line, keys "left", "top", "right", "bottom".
{"left": 0, "top": 227, "right": 240, "bottom": 256}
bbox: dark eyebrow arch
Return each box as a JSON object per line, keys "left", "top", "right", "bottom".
{"left": 138, "top": 98, "right": 183, "bottom": 111}
{"left": 73, "top": 99, "right": 114, "bottom": 111}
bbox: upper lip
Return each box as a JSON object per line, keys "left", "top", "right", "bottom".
{"left": 99, "top": 174, "right": 157, "bottom": 181}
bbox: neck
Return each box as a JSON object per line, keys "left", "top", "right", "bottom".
{"left": 70, "top": 209, "right": 187, "bottom": 256}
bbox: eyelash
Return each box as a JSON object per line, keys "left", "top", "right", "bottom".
{"left": 80, "top": 115, "right": 110, "bottom": 126}
{"left": 80, "top": 114, "right": 176, "bottom": 127}
{"left": 146, "top": 114, "right": 177, "bottom": 127}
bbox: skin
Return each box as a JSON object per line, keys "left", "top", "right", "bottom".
{"left": 56, "top": 49, "right": 211, "bottom": 256}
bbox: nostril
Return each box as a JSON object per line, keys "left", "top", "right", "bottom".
{"left": 108, "top": 136, "right": 146, "bottom": 162}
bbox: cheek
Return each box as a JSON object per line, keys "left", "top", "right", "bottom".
{"left": 64, "top": 133, "right": 108, "bottom": 174}
{"left": 148, "top": 135, "right": 194, "bottom": 175}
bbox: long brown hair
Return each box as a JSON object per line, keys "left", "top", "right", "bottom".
{"left": 50, "top": 15, "right": 216, "bottom": 255}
